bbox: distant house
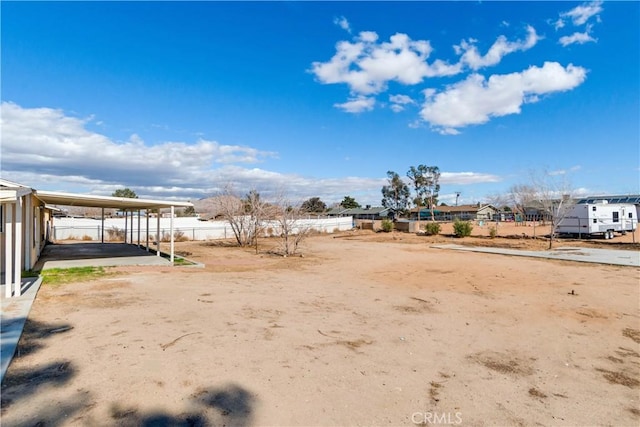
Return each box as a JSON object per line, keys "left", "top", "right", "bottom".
{"left": 327, "top": 206, "right": 392, "bottom": 220}
{"left": 409, "top": 204, "right": 498, "bottom": 221}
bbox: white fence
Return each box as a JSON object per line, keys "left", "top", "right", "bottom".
{"left": 52, "top": 216, "right": 354, "bottom": 241}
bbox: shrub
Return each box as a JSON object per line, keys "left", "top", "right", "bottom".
{"left": 489, "top": 226, "right": 497, "bottom": 239}
{"left": 82, "top": 235, "right": 93, "bottom": 241}
{"left": 161, "top": 230, "right": 189, "bottom": 242}
{"left": 381, "top": 219, "right": 394, "bottom": 232}
{"left": 424, "top": 222, "right": 441, "bottom": 236}
{"left": 453, "top": 219, "right": 473, "bottom": 237}
{"left": 107, "top": 227, "right": 125, "bottom": 241}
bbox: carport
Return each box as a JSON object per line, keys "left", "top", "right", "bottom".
{"left": 2, "top": 180, "right": 193, "bottom": 298}
{"left": 35, "top": 190, "right": 193, "bottom": 263}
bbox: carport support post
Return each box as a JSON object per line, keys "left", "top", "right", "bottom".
{"left": 137, "top": 209, "right": 141, "bottom": 247}
{"left": 146, "top": 211, "right": 150, "bottom": 252}
{"left": 156, "top": 212, "right": 161, "bottom": 257}
{"left": 170, "top": 205, "right": 175, "bottom": 263}
{"left": 4, "top": 204, "right": 13, "bottom": 297}
{"left": 14, "top": 198, "right": 22, "bottom": 297}
{"left": 101, "top": 208, "right": 105, "bottom": 243}
{"left": 130, "top": 210, "right": 134, "bottom": 245}
{"left": 124, "top": 211, "right": 128, "bottom": 244}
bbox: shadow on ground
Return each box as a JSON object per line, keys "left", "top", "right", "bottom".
{"left": 110, "top": 383, "right": 257, "bottom": 426}
{"left": 1, "top": 318, "right": 78, "bottom": 423}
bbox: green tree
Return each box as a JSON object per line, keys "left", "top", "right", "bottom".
{"left": 424, "top": 166, "right": 441, "bottom": 222}
{"left": 301, "top": 197, "right": 327, "bottom": 213}
{"left": 407, "top": 165, "right": 428, "bottom": 206}
{"left": 407, "top": 165, "right": 440, "bottom": 221}
{"left": 112, "top": 188, "right": 138, "bottom": 198}
{"left": 340, "top": 196, "right": 361, "bottom": 209}
{"left": 381, "top": 171, "right": 410, "bottom": 218}
{"left": 407, "top": 165, "right": 428, "bottom": 220}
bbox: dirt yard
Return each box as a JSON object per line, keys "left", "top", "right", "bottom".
{"left": 2, "top": 223, "right": 639, "bottom": 426}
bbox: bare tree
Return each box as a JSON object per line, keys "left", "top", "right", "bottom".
{"left": 216, "top": 184, "right": 264, "bottom": 247}
{"left": 529, "top": 170, "right": 576, "bottom": 249}
{"left": 508, "top": 170, "right": 575, "bottom": 248}
{"left": 507, "top": 184, "right": 537, "bottom": 225}
{"left": 244, "top": 189, "right": 267, "bottom": 253}
{"left": 273, "top": 194, "right": 312, "bottom": 256}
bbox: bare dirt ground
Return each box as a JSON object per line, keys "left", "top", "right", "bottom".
{"left": 2, "top": 222, "right": 639, "bottom": 426}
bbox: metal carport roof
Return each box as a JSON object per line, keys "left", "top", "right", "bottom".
{"left": 34, "top": 190, "right": 193, "bottom": 210}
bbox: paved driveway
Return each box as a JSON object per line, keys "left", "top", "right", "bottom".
{"left": 432, "top": 244, "right": 640, "bottom": 267}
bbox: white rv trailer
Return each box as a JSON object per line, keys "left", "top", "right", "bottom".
{"left": 556, "top": 201, "right": 638, "bottom": 239}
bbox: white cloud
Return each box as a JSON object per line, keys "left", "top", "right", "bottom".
{"left": 559, "top": 30, "right": 596, "bottom": 47}
{"left": 389, "top": 94, "right": 415, "bottom": 104}
{"left": 0, "top": 102, "right": 278, "bottom": 195}
{"left": 389, "top": 94, "right": 416, "bottom": 112}
{"left": 310, "top": 31, "right": 461, "bottom": 96}
{"left": 549, "top": 165, "right": 582, "bottom": 175}
{"left": 419, "top": 62, "right": 587, "bottom": 134}
{"left": 440, "top": 172, "right": 501, "bottom": 185}
{"left": 455, "top": 25, "right": 541, "bottom": 70}
{"left": 334, "top": 96, "right": 375, "bottom": 113}
{"left": 561, "top": 1, "right": 603, "bottom": 26}
{"left": 3, "top": 102, "right": 438, "bottom": 205}
{"left": 333, "top": 16, "right": 351, "bottom": 33}
{"left": 553, "top": 18, "right": 566, "bottom": 30}
{"left": 311, "top": 24, "right": 546, "bottom": 117}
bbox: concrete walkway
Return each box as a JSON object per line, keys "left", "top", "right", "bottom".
{"left": 432, "top": 244, "right": 640, "bottom": 267}
{"left": 1, "top": 276, "right": 43, "bottom": 383}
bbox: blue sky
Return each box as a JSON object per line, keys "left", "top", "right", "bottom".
{"left": 1, "top": 1, "right": 638, "bottom": 206}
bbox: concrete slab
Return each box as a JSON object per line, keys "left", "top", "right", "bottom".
{"left": 432, "top": 244, "right": 640, "bottom": 267}
{"left": 1, "top": 276, "right": 43, "bottom": 383}
{"left": 34, "top": 242, "right": 172, "bottom": 270}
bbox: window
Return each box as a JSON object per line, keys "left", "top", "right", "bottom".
{"left": 613, "top": 212, "right": 619, "bottom": 223}
{"left": 629, "top": 213, "right": 633, "bottom": 219}
{"left": 592, "top": 206, "right": 597, "bottom": 212}
{"left": 593, "top": 219, "right": 597, "bottom": 224}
